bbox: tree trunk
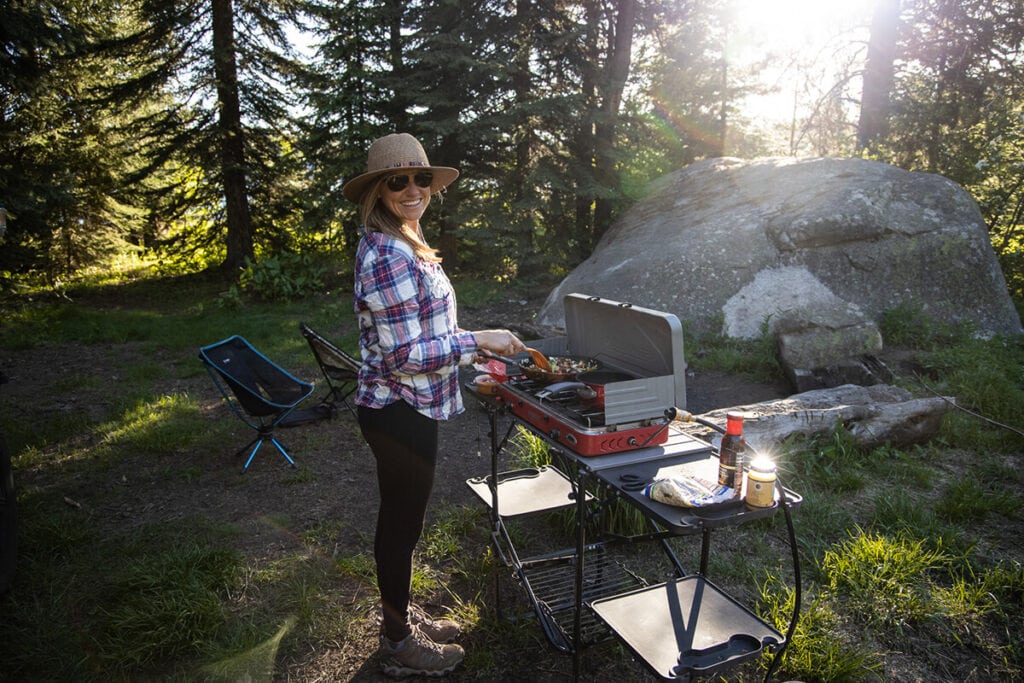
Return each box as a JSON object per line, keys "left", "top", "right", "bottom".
{"left": 573, "top": 0, "right": 601, "bottom": 256}
{"left": 512, "top": 0, "right": 538, "bottom": 268}
{"left": 857, "top": 0, "right": 901, "bottom": 154}
{"left": 593, "top": 0, "right": 636, "bottom": 243}
{"left": 676, "top": 384, "right": 953, "bottom": 450}
{"left": 385, "top": 0, "right": 408, "bottom": 130}
{"left": 212, "top": 0, "right": 254, "bottom": 273}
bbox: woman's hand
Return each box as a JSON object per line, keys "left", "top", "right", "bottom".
{"left": 473, "top": 329, "right": 526, "bottom": 358}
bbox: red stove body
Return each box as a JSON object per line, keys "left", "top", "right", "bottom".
{"left": 495, "top": 294, "right": 687, "bottom": 457}
{"left": 496, "top": 376, "right": 673, "bottom": 456}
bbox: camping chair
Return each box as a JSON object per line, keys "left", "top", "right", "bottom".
{"left": 199, "top": 335, "right": 315, "bottom": 473}
{"left": 299, "top": 322, "right": 360, "bottom": 419}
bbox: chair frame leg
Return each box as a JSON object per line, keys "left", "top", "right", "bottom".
{"left": 236, "top": 436, "right": 260, "bottom": 460}
{"left": 269, "top": 438, "right": 297, "bottom": 468}
{"left": 242, "top": 439, "right": 265, "bottom": 473}
{"left": 239, "top": 427, "right": 298, "bottom": 473}
{"left": 331, "top": 386, "right": 359, "bottom": 419}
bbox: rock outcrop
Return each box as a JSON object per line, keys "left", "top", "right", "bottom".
{"left": 538, "top": 157, "right": 1022, "bottom": 342}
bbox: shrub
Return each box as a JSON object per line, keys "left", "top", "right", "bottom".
{"left": 238, "top": 253, "right": 327, "bottom": 302}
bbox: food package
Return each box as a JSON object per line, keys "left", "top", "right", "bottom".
{"left": 643, "top": 475, "right": 735, "bottom": 508}
{"left": 473, "top": 358, "right": 507, "bottom": 379}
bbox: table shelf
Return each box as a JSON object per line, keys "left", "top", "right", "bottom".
{"left": 590, "top": 575, "right": 784, "bottom": 681}
{"left": 466, "top": 466, "right": 591, "bottom": 518}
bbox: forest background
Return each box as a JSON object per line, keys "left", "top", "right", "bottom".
{"left": 2, "top": 0, "right": 1024, "bottom": 306}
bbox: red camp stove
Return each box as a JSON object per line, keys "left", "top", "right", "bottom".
{"left": 496, "top": 375, "right": 672, "bottom": 456}
{"left": 494, "top": 294, "right": 688, "bottom": 457}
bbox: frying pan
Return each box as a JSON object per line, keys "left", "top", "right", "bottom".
{"left": 478, "top": 350, "right": 599, "bottom": 383}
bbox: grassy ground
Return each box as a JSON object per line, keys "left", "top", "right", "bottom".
{"left": 0, "top": 268, "right": 1022, "bottom": 682}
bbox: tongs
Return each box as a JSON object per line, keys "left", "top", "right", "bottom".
{"left": 477, "top": 349, "right": 522, "bottom": 366}
{"left": 478, "top": 348, "right": 551, "bottom": 370}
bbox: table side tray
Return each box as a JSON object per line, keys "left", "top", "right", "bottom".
{"left": 590, "top": 575, "right": 785, "bottom": 681}
{"left": 466, "top": 466, "right": 586, "bottom": 518}
{"left": 592, "top": 452, "right": 804, "bottom": 534}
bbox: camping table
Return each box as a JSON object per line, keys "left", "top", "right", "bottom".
{"left": 465, "top": 387, "right": 803, "bottom": 681}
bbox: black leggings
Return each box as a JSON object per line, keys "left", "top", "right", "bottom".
{"left": 357, "top": 400, "right": 439, "bottom": 642}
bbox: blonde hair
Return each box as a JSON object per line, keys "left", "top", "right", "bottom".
{"left": 359, "top": 177, "right": 442, "bottom": 262}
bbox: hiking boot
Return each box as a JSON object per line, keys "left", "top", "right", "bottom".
{"left": 379, "top": 624, "right": 464, "bottom": 677}
{"left": 409, "top": 603, "right": 461, "bottom": 643}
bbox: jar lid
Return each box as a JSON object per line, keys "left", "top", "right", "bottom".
{"left": 748, "top": 457, "right": 776, "bottom": 473}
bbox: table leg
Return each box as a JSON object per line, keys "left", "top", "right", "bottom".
{"left": 572, "top": 467, "right": 589, "bottom": 681}
{"left": 486, "top": 407, "right": 502, "bottom": 617}
{"left": 483, "top": 405, "right": 521, "bottom": 623}
{"left": 699, "top": 528, "right": 711, "bottom": 575}
{"left": 650, "top": 518, "right": 687, "bottom": 577}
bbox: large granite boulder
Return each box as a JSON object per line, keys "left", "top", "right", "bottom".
{"left": 537, "top": 157, "right": 1022, "bottom": 340}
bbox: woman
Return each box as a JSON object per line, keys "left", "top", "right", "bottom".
{"left": 343, "top": 133, "right": 525, "bottom": 677}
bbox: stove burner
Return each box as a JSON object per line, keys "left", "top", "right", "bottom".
{"left": 508, "top": 376, "right": 605, "bottom": 425}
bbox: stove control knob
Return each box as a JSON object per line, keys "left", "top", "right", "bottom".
{"left": 549, "top": 429, "right": 560, "bottom": 441}
{"left": 627, "top": 436, "right": 638, "bottom": 447}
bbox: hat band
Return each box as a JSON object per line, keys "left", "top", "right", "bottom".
{"left": 385, "top": 161, "right": 428, "bottom": 169}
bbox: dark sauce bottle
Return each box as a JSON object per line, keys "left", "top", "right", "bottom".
{"left": 717, "top": 411, "right": 746, "bottom": 497}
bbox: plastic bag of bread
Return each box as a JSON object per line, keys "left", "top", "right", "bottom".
{"left": 643, "top": 475, "right": 735, "bottom": 508}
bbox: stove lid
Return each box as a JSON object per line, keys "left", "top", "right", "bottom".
{"left": 563, "top": 293, "right": 686, "bottom": 409}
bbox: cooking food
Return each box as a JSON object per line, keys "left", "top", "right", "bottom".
{"left": 478, "top": 349, "right": 600, "bottom": 382}
{"left": 527, "top": 356, "right": 598, "bottom": 374}
{"left": 520, "top": 355, "right": 600, "bottom": 383}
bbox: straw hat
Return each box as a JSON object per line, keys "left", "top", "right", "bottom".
{"left": 342, "top": 133, "right": 459, "bottom": 202}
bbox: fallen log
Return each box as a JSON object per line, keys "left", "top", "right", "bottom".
{"left": 676, "top": 384, "right": 954, "bottom": 450}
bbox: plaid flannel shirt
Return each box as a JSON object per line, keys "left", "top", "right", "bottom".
{"left": 353, "top": 230, "right": 478, "bottom": 420}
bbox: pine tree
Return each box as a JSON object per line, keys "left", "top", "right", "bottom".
{"left": 0, "top": 0, "right": 149, "bottom": 283}
{"left": 106, "top": 0, "right": 309, "bottom": 273}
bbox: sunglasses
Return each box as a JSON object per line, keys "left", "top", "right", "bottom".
{"left": 384, "top": 171, "right": 434, "bottom": 192}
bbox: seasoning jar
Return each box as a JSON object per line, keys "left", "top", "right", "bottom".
{"left": 744, "top": 457, "right": 777, "bottom": 508}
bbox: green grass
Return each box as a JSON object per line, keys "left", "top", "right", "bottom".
{"left": 685, "top": 318, "right": 783, "bottom": 383}
{"left": 822, "top": 528, "right": 954, "bottom": 628}
{"left": 758, "top": 575, "right": 884, "bottom": 681}
{"left": 878, "top": 301, "right": 975, "bottom": 350}
{"left": 506, "top": 424, "right": 554, "bottom": 468}
{"left": 867, "top": 303, "right": 1022, "bottom": 454}
{"left": 688, "top": 305, "right": 1024, "bottom": 681}
{"left": 91, "top": 544, "right": 243, "bottom": 667}
{"left": 935, "top": 476, "right": 1021, "bottom": 523}
{"left": 1, "top": 272, "right": 1023, "bottom": 682}
{"left": 3, "top": 501, "right": 259, "bottom": 678}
